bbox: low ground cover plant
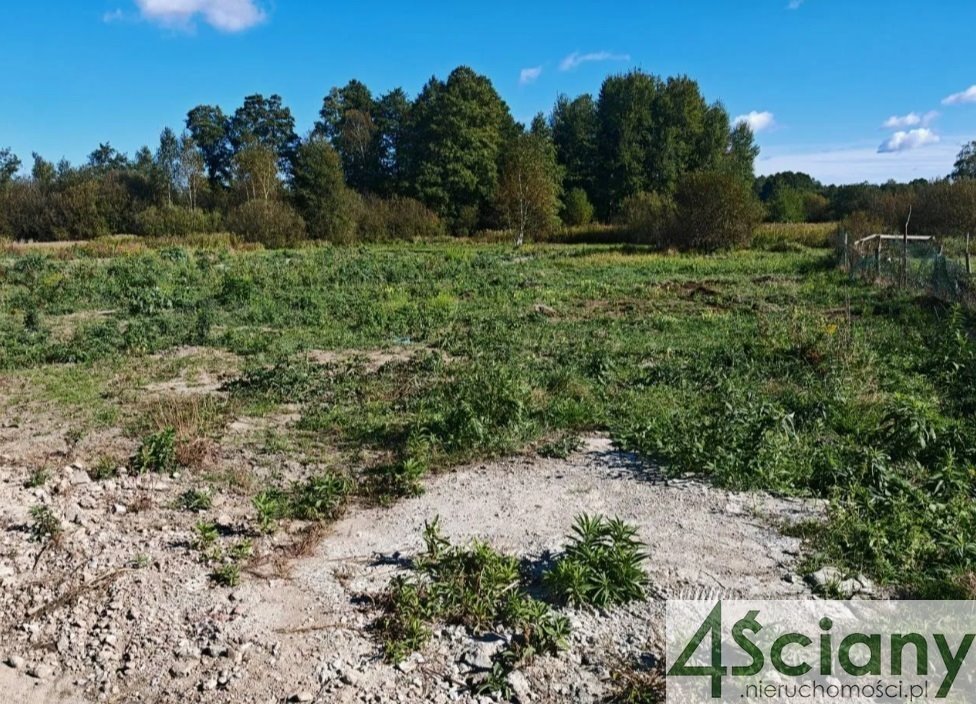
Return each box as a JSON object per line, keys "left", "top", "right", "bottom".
{"left": 377, "top": 514, "right": 646, "bottom": 694}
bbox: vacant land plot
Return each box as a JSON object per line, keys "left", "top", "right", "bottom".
{"left": 0, "top": 243, "right": 973, "bottom": 702}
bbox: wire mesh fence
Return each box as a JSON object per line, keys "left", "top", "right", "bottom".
{"left": 841, "top": 232, "right": 976, "bottom": 305}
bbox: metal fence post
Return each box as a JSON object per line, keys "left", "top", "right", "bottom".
{"left": 967, "top": 232, "right": 972, "bottom": 276}
{"left": 875, "top": 236, "right": 882, "bottom": 280}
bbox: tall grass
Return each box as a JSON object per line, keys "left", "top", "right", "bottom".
{"left": 752, "top": 222, "right": 838, "bottom": 250}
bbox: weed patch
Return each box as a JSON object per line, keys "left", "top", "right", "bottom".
{"left": 544, "top": 514, "right": 649, "bottom": 608}
{"left": 253, "top": 472, "right": 351, "bottom": 532}
{"left": 131, "top": 428, "right": 178, "bottom": 474}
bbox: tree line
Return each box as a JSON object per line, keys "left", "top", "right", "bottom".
{"left": 2, "top": 64, "right": 971, "bottom": 248}
{"left": 755, "top": 148, "right": 976, "bottom": 238}
{"left": 0, "top": 66, "right": 763, "bottom": 247}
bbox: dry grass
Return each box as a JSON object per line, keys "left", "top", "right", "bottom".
{"left": 752, "top": 222, "right": 838, "bottom": 250}
{"left": 246, "top": 523, "right": 331, "bottom": 580}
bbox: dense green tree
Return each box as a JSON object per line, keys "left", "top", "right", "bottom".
{"left": 374, "top": 88, "right": 412, "bottom": 195}
{"left": 723, "top": 122, "right": 759, "bottom": 184}
{"left": 651, "top": 76, "right": 730, "bottom": 189}
{"left": 316, "top": 80, "right": 382, "bottom": 192}
{"left": 669, "top": 170, "right": 763, "bottom": 251}
{"left": 767, "top": 186, "right": 806, "bottom": 222}
{"left": 952, "top": 141, "right": 976, "bottom": 181}
{"left": 291, "top": 136, "right": 359, "bottom": 241}
{"left": 87, "top": 143, "right": 128, "bottom": 172}
{"left": 592, "top": 71, "right": 745, "bottom": 217}
{"left": 406, "top": 66, "right": 515, "bottom": 232}
{"left": 186, "top": 105, "right": 233, "bottom": 186}
{"left": 551, "top": 94, "right": 598, "bottom": 199}
{"left": 594, "top": 72, "right": 661, "bottom": 216}
{"left": 756, "top": 171, "right": 822, "bottom": 202}
{"left": 31, "top": 153, "right": 56, "bottom": 187}
{"left": 229, "top": 94, "right": 299, "bottom": 171}
{"left": 0, "top": 148, "right": 20, "bottom": 186}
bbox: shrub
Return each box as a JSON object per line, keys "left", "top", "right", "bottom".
{"left": 131, "top": 428, "right": 178, "bottom": 474}
{"left": 668, "top": 172, "right": 763, "bottom": 251}
{"left": 766, "top": 186, "right": 806, "bottom": 223}
{"left": 292, "top": 136, "right": 360, "bottom": 242}
{"left": 29, "top": 504, "right": 63, "bottom": 544}
{"left": 561, "top": 187, "right": 595, "bottom": 227}
{"left": 912, "top": 180, "right": 976, "bottom": 236}
{"left": 225, "top": 200, "right": 306, "bottom": 248}
{"left": 133, "top": 205, "right": 222, "bottom": 237}
{"left": 252, "top": 472, "right": 352, "bottom": 532}
{"left": 538, "top": 433, "right": 583, "bottom": 459}
{"left": 211, "top": 563, "right": 241, "bottom": 587}
{"left": 357, "top": 195, "right": 446, "bottom": 242}
{"left": 617, "top": 191, "right": 675, "bottom": 245}
{"left": 838, "top": 210, "right": 883, "bottom": 239}
{"left": 25, "top": 467, "right": 50, "bottom": 488}
{"left": 544, "top": 514, "right": 648, "bottom": 608}
{"left": 178, "top": 488, "right": 213, "bottom": 512}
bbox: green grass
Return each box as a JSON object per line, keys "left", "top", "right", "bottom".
{"left": 1, "top": 242, "right": 974, "bottom": 596}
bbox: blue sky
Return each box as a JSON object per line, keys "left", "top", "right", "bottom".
{"left": 2, "top": 0, "right": 974, "bottom": 184}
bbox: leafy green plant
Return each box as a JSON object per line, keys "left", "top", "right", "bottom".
{"left": 229, "top": 539, "right": 253, "bottom": 562}
{"left": 90, "top": 456, "right": 119, "bottom": 481}
{"left": 288, "top": 473, "right": 351, "bottom": 520}
{"left": 252, "top": 488, "right": 286, "bottom": 534}
{"left": 376, "top": 517, "right": 570, "bottom": 685}
{"left": 29, "top": 504, "right": 63, "bottom": 544}
{"left": 538, "top": 433, "right": 582, "bottom": 459}
{"left": 24, "top": 467, "right": 50, "bottom": 488}
{"left": 131, "top": 428, "right": 177, "bottom": 474}
{"left": 177, "top": 488, "right": 213, "bottom": 512}
{"left": 544, "top": 514, "right": 648, "bottom": 608}
{"left": 252, "top": 473, "right": 351, "bottom": 532}
{"left": 192, "top": 521, "right": 219, "bottom": 551}
{"left": 211, "top": 563, "right": 241, "bottom": 587}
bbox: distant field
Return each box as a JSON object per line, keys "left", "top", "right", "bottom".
{"left": 1, "top": 242, "right": 973, "bottom": 602}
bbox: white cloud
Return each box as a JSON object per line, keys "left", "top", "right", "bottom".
{"left": 878, "top": 128, "right": 940, "bottom": 153}
{"left": 787, "top": 0, "right": 805, "bottom": 9}
{"left": 758, "top": 139, "right": 962, "bottom": 184}
{"left": 519, "top": 66, "right": 542, "bottom": 86}
{"left": 882, "top": 111, "right": 939, "bottom": 129}
{"left": 943, "top": 85, "right": 976, "bottom": 106}
{"left": 883, "top": 112, "right": 921, "bottom": 129}
{"left": 103, "top": 9, "right": 125, "bottom": 23}
{"left": 733, "top": 111, "right": 776, "bottom": 133}
{"left": 559, "top": 51, "right": 630, "bottom": 72}
{"left": 133, "top": 0, "right": 266, "bottom": 32}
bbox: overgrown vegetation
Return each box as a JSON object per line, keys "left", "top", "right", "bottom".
{"left": 131, "top": 428, "right": 178, "bottom": 474}
{"left": 252, "top": 472, "right": 351, "bottom": 532}
{"left": 377, "top": 515, "right": 645, "bottom": 694}
{"left": 545, "top": 514, "right": 648, "bottom": 608}
{"left": 1, "top": 242, "right": 973, "bottom": 600}
{"left": 376, "top": 518, "right": 571, "bottom": 689}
